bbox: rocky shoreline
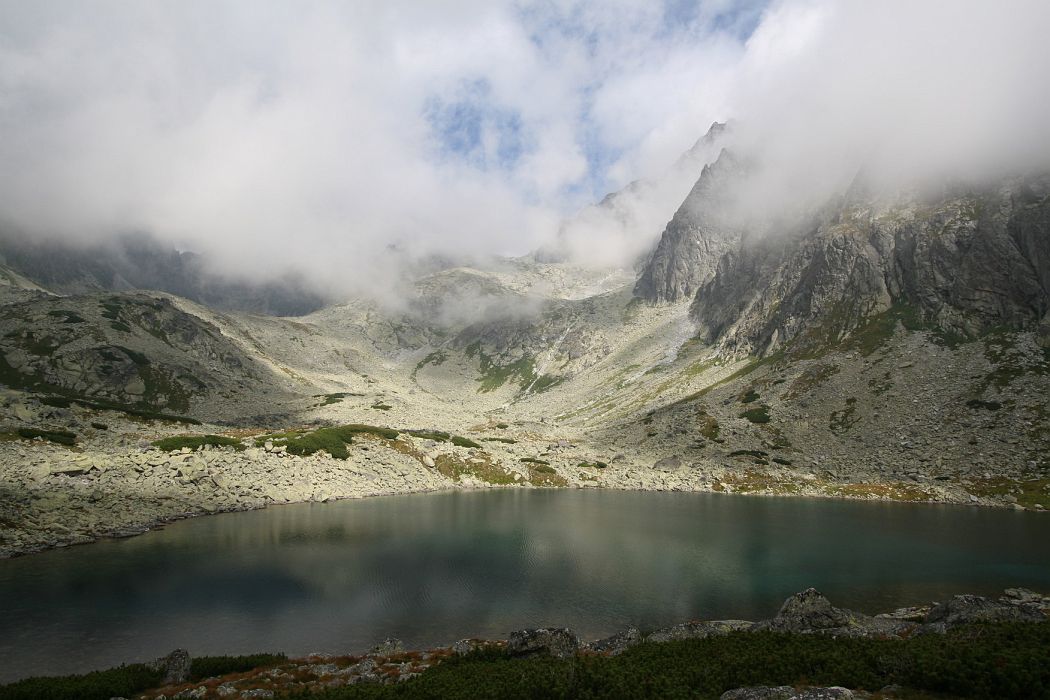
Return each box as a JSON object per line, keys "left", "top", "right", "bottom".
{"left": 92, "top": 587, "right": 1049, "bottom": 699}
{"left": 1, "top": 416, "right": 1046, "bottom": 560}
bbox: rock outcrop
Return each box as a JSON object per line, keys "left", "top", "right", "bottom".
{"left": 506, "top": 628, "right": 580, "bottom": 659}
{"left": 634, "top": 148, "right": 747, "bottom": 303}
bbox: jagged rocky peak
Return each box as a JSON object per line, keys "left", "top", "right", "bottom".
{"left": 540, "top": 121, "right": 729, "bottom": 268}
{"left": 689, "top": 175, "right": 1050, "bottom": 357}
{"left": 634, "top": 146, "right": 747, "bottom": 303}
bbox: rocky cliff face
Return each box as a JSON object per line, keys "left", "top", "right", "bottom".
{"left": 634, "top": 148, "right": 746, "bottom": 303}
{"left": 689, "top": 177, "right": 1050, "bottom": 356}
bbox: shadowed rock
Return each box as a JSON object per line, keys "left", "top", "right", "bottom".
{"left": 647, "top": 619, "right": 753, "bottom": 643}
{"left": 754, "top": 588, "right": 912, "bottom": 638}
{"left": 149, "top": 648, "right": 191, "bottom": 685}
{"left": 721, "top": 687, "right": 865, "bottom": 700}
{"left": 506, "top": 628, "right": 579, "bottom": 659}
{"left": 922, "top": 594, "right": 1046, "bottom": 632}
{"left": 586, "top": 627, "right": 642, "bottom": 655}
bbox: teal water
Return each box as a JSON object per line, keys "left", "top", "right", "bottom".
{"left": 1, "top": 489, "right": 1048, "bottom": 682}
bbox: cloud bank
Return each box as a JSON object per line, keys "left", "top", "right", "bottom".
{"left": 0, "top": 0, "right": 1047, "bottom": 299}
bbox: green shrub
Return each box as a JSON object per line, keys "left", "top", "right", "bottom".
{"left": 189, "top": 653, "right": 286, "bottom": 681}
{"left": 153, "top": 435, "right": 245, "bottom": 452}
{"left": 739, "top": 405, "right": 771, "bottom": 424}
{"left": 520, "top": 457, "right": 550, "bottom": 465}
{"left": 17, "top": 428, "right": 76, "bottom": 446}
{"left": 90, "top": 422, "right": 108, "bottom": 431}
{"left": 0, "top": 664, "right": 162, "bottom": 700}
{"left": 485, "top": 437, "right": 518, "bottom": 444}
{"left": 282, "top": 623, "right": 1050, "bottom": 699}
{"left": 450, "top": 436, "right": 481, "bottom": 449}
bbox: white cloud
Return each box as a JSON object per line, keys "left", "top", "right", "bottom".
{"left": 0, "top": 0, "right": 1047, "bottom": 300}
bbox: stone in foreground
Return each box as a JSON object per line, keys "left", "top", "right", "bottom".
{"left": 506, "top": 628, "right": 580, "bottom": 659}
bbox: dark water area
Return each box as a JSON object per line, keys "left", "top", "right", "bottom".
{"left": 1, "top": 489, "right": 1049, "bottom": 682}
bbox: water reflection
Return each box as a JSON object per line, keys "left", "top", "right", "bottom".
{"left": 1, "top": 490, "right": 1048, "bottom": 681}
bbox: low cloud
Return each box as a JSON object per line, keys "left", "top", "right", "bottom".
{"left": 0, "top": 0, "right": 1047, "bottom": 303}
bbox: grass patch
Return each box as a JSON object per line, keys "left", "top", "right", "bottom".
{"left": 17, "top": 427, "right": 76, "bottom": 446}
{"left": 406, "top": 430, "right": 479, "bottom": 448}
{"left": 577, "top": 461, "right": 608, "bottom": 469}
{"left": 371, "top": 403, "right": 393, "bottom": 411}
{"left": 313, "top": 392, "right": 364, "bottom": 407}
{"left": 484, "top": 437, "right": 517, "bottom": 444}
{"left": 0, "top": 664, "right": 163, "bottom": 700}
{"left": 255, "top": 424, "right": 400, "bottom": 459}
{"left": 964, "top": 477, "right": 1050, "bottom": 509}
{"left": 433, "top": 453, "right": 518, "bottom": 485}
{"left": 698, "top": 409, "right": 720, "bottom": 440}
{"left": 739, "top": 405, "right": 771, "bottom": 424}
{"left": 450, "top": 436, "right": 482, "bottom": 449}
{"left": 153, "top": 435, "right": 245, "bottom": 452}
{"left": 739, "top": 388, "right": 760, "bottom": 403}
{"left": 519, "top": 457, "right": 550, "bottom": 465}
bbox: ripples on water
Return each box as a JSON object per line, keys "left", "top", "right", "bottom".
{"left": 1, "top": 489, "right": 1048, "bottom": 681}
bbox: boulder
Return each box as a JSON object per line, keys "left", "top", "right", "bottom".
{"left": 368, "top": 638, "right": 404, "bottom": 656}
{"left": 150, "top": 648, "right": 191, "bottom": 685}
{"left": 1001, "top": 588, "right": 1050, "bottom": 613}
{"left": 647, "top": 620, "right": 752, "bottom": 643}
{"left": 506, "top": 628, "right": 580, "bottom": 659}
{"left": 755, "top": 589, "right": 911, "bottom": 638}
{"left": 653, "top": 456, "right": 683, "bottom": 472}
{"left": 586, "top": 627, "right": 642, "bottom": 655}
{"left": 922, "top": 594, "right": 1046, "bottom": 632}
{"left": 721, "top": 687, "right": 865, "bottom": 700}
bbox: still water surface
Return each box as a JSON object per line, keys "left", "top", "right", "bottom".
{"left": 2, "top": 489, "right": 1049, "bottom": 682}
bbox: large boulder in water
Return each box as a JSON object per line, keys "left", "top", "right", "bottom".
{"left": 506, "top": 628, "right": 579, "bottom": 659}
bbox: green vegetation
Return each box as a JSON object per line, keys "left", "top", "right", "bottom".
{"left": 153, "top": 434, "right": 245, "bottom": 452}
{"left": 529, "top": 373, "right": 565, "bottom": 394}
{"left": 46, "top": 310, "right": 85, "bottom": 324}
{"left": 829, "top": 397, "right": 860, "bottom": 433}
{"left": 772, "top": 457, "right": 793, "bottom": 466}
{"left": 407, "top": 430, "right": 451, "bottom": 442}
{"left": 433, "top": 453, "right": 518, "bottom": 485}
{"left": 188, "top": 653, "right": 286, "bottom": 680}
{"left": 17, "top": 427, "right": 76, "bottom": 446}
{"left": 371, "top": 403, "right": 393, "bottom": 411}
{"left": 739, "top": 388, "right": 760, "bottom": 403}
{"left": 0, "top": 664, "right": 163, "bottom": 700}
{"left": 0, "top": 653, "right": 286, "bottom": 700}
{"left": 466, "top": 341, "right": 540, "bottom": 393}
{"left": 484, "top": 437, "right": 517, "bottom": 444}
{"left": 519, "top": 457, "right": 550, "bottom": 465}
{"left": 577, "top": 461, "right": 608, "bottom": 469}
{"left": 36, "top": 395, "right": 200, "bottom": 425}
{"left": 90, "top": 422, "right": 108, "bottom": 431}
{"left": 495, "top": 423, "right": 509, "bottom": 429}
{"left": 413, "top": 350, "right": 449, "bottom": 375}
{"left": 110, "top": 321, "right": 132, "bottom": 333}
{"left": 252, "top": 623, "right": 1049, "bottom": 699}
{"left": 313, "top": 392, "right": 364, "bottom": 407}
{"left": 964, "top": 477, "right": 1050, "bottom": 509}
{"left": 728, "top": 449, "right": 768, "bottom": 459}
{"left": 255, "top": 424, "right": 400, "bottom": 460}
{"left": 785, "top": 362, "right": 840, "bottom": 399}
{"left": 406, "top": 430, "right": 480, "bottom": 448}
{"left": 739, "top": 405, "right": 771, "bottom": 424}
{"left": 697, "top": 408, "right": 720, "bottom": 440}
